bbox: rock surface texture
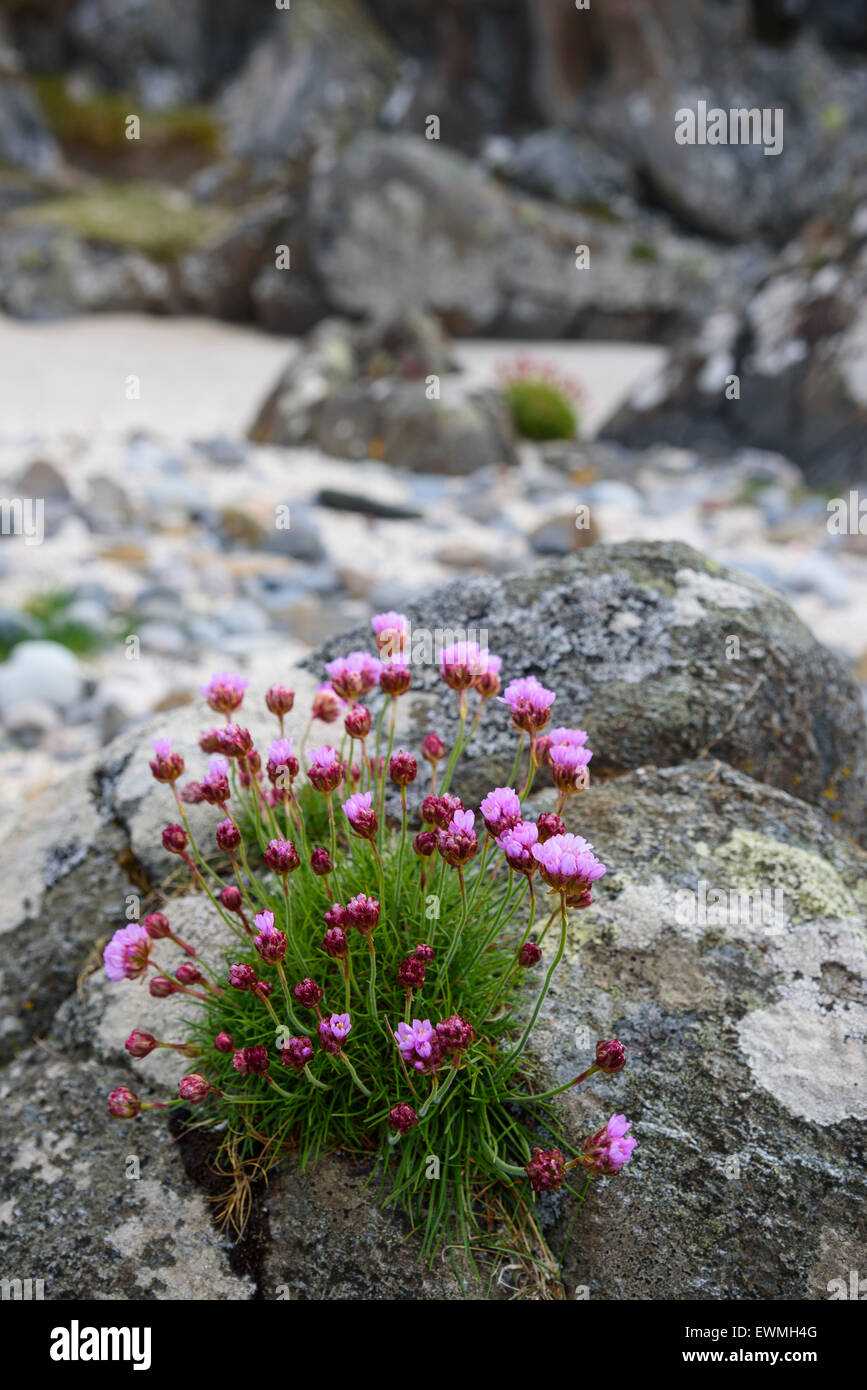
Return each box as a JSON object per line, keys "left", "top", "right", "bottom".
{"left": 2, "top": 542, "right": 865, "bottom": 1299}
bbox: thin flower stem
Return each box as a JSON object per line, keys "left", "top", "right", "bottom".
{"left": 499, "top": 894, "right": 569, "bottom": 1079}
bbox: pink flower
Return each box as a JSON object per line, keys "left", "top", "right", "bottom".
{"left": 439, "top": 640, "right": 483, "bottom": 691}
{"left": 265, "top": 684, "right": 295, "bottom": 717}
{"left": 437, "top": 809, "right": 479, "bottom": 867}
{"left": 325, "top": 652, "right": 382, "bottom": 702}
{"left": 379, "top": 661, "right": 412, "bottom": 696}
{"left": 389, "top": 750, "right": 417, "bottom": 786}
{"left": 346, "top": 893, "right": 380, "bottom": 935}
{"left": 550, "top": 742, "right": 593, "bottom": 794}
{"left": 266, "top": 738, "right": 298, "bottom": 785}
{"left": 471, "top": 651, "right": 502, "bottom": 700}
{"left": 496, "top": 820, "right": 539, "bottom": 875}
{"left": 149, "top": 738, "right": 184, "bottom": 783}
{"left": 548, "top": 726, "right": 589, "bottom": 748}
{"left": 319, "top": 1013, "right": 351, "bottom": 1054}
{"left": 371, "top": 611, "right": 409, "bottom": 658}
{"left": 342, "top": 791, "right": 378, "bottom": 840}
{"left": 264, "top": 839, "right": 300, "bottom": 875}
{"left": 307, "top": 745, "right": 344, "bottom": 793}
{"left": 201, "top": 756, "right": 230, "bottom": 804}
{"left": 254, "top": 914, "right": 288, "bottom": 963}
{"left": 393, "top": 1018, "right": 442, "bottom": 1072}
{"left": 479, "top": 786, "right": 522, "bottom": 836}
{"left": 103, "top": 924, "right": 151, "bottom": 982}
{"left": 500, "top": 676, "right": 556, "bottom": 733}
{"left": 531, "top": 832, "right": 606, "bottom": 893}
{"left": 584, "top": 1114, "right": 637, "bottom": 1175}
{"left": 201, "top": 672, "right": 249, "bottom": 715}
{"left": 312, "top": 684, "right": 343, "bottom": 722}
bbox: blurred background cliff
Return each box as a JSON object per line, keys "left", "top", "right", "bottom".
{"left": 0, "top": 0, "right": 865, "bottom": 829}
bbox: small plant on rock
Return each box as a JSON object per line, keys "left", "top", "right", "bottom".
{"left": 498, "top": 356, "right": 583, "bottom": 441}
{"left": 105, "top": 613, "right": 634, "bottom": 1287}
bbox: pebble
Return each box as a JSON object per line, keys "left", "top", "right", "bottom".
{"left": 0, "top": 640, "right": 84, "bottom": 713}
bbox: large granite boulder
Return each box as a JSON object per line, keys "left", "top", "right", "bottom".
{"left": 2, "top": 542, "right": 866, "bottom": 1298}
{"left": 312, "top": 540, "right": 867, "bottom": 844}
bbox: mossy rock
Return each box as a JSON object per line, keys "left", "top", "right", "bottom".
{"left": 503, "top": 378, "right": 578, "bottom": 440}
{"left": 7, "top": 182, "right": 232, "bottom": 261}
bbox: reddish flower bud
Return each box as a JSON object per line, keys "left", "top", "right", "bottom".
{"left": 294, "top": 978, "right": 324, "bottom": 1009}
{"left": 379, "top": 662, "right": 412, "bottom": 697}
{"left": 397, "top": 956, "right": 426, "bottom": 990}
{"left": 176, "top": 962, "right": 202, "bottom": 985}
{"left": 310, "top": 847, "right": 333, "bottom": 877}
{"left": 413, "top": 943, "right": 434, "bottom": 962}
{"left": 229, "top": 962, "right": 258, "bottom": 992}
{"left": 264, "top": 839, "right": 300, "bottom": 875}
{"left": 322, "top": 926, "right": 349, "bottom": 959}
{"left": 162, "top": 823, "right": 189, "bottom": 855}
{"left": 214, "top": 1031, "right": 234, "bottom": 1053}
{"left": 220, "top": 885, "right": 243, "bottom": 913}
{"left": 346, "top": 893, "right": 380, "bottom": 936}
{"left": 178, "top": 1074, "right": 211, "bottom": 1103}
{"left": 143, "top": 911, "right": 171, "bottom": 940}
{"left": 389, "top": 750, "right": 418, "bottom": 786}
{"left": 324, "top": 904, "right": 347, "bottom": 931}
{"left": 266, "top": 684, "right": 295, "bottom": 717}
{"left": 595, "top": 1039, "right": 626, "bottom": 1074}
{"left": 125, "top": 1029, "right": 157, "bottom": 1058}
{"left": 413, "top": 830, "right": 437, "bottom": 857}
{"left": 518, "top": 941, "right": 543, "bottom": 968}
{"left": 525, "top": 1146, "right": 567, "bottom": 1193}
{"left": 388, "top": 1102, "right": 419, "bottom": 1135}
{"left": 280, "top": 1036, "right": 314, "bottom": 1072}
{"left": 216, "top": 818, "right": 241, "bottom": 852}
{"left": 344, "top": 705, "right": 372, "bottom": 739}
{"left": 232, "top": 1046, "right": 270, "bottom": 1076}
{"left": 149, "top": 975, "right": 179, "bottom": 998}
{"left": 421, "top": 732, "right": 446, "bottom": 764}
{"left": 537, "top": 812, "right": 566, "bottom": 843}
{"left": 108, "top": 1085, "right": 141, "bottom": 1119}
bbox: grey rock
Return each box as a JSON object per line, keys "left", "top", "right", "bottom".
{"left": 310, "top": 540, "right": 867, "bottom": 843}
{"left": 315, "top": 488, "right": 423, "bottom": 521}
{"left": 0, "top": 639, "right": 84, "bottom": 712}
{"left": 529, "top": 761, "right": 867, "bottom": 1299}
{"left": 0, "top": 224, "right": 172, "bottom": 319}
{"left": 0, "top": 16, "right": 62, "bottom": 178}
{"left": 0, "top": 606, "right": 40, "bottom": 647}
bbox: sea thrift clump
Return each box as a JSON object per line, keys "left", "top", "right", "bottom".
{"left": 104, "top": 608, "right": 636, "bottom": 1273}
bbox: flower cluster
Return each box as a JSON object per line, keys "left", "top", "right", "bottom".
{"left": 103, "top": 608, "right": 635, "bottom": 1266}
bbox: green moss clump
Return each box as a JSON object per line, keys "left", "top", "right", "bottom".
{"left": 32, "top": 77, "right": 220, "bottom": 158}
{"left": 10, "top": 182, "right": 231, "bottom": 261}
{"left": 503, "top": 379, "right": 579, "bottom": 441}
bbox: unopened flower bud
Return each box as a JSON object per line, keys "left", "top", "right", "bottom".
{"left": 294, "top": 978, "right": 324, "bottom": 1009}
{"left": 310, "top": 847, "right": 333, "bottom": 877}
{"left": 214, "top": 1032, "right": 234, "bottom": 1053}
{"left": 178, "top": 1074, "right": 211, "bottom": 1103}
{"left": 595, "top": 1039, "right": 626, "bottom": 1074}
{"left": 108, "top": 1085, "right": 141, "bottom": 1119}
{"left": 525, "top": 1146, "right": 566, "bottom": 1192}
{"left": 388, "top": 1102, "right": 419, "bottom": 1135}
{"left": 162, "top": 823, "right": 189, "bottom": 855}
{"left": 518, "top": 941, "right": 543, "bottom": 968}
{"left": 125, "top": 1030, "right": 157, "bottom": 1059}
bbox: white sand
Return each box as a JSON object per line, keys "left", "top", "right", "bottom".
{"left": 0, "top": 312, "right": 666, "bottom": 440}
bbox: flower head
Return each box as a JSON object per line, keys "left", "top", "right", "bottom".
{"left": 201, "top": 672, "right": 249, "bottom": 715}
{"left": 393, "top": 1018, "right": 441, "bottom": 1073}
{"left": 322, "top": 926, "right": 349, "bottom": 958}
{"left": 380, "top": 662, "right": 412, "bottom": 697}
{"left": 421, "top": 793, "right": 463, "bottom": 829}
{"left": 583, "top": 1114, "right": 636, "bottom": 1175}
{"left": 294, "top": 978, "right": 324, "bottom": 1009}
{"left": 125, "top": 1029, "right": 157, "bottom": 1058}
{"left": 325, "top": 652, "right": 382, "bottom": 702}
{"left": 216, "top": 817, "right": 241, "bottom": 852}
{"left": 108, "top": 1086, "right": 141, "bottom": 1119}
{"left": 471, "top": 651, "right": 502, "bottom": 700}
{"left": 201, "top": 757, "right": 230, "bottom": 804}
{"left": 435, "top": 1015, "right": 476, "bottom": 1053}
{"left": 371, "top": 611, "right": 409, "bottom": 658}
{"left": 388, "top": 1102, "right": 419, "bottom": 1135}
{"left": 280, "top": 1036, "right": 314, "bottom": 1071}
{"left": 342, "top": 791, "right": 378, "bottom": 841}
{"left": 149, "top": 738, "right": 184, "bottom": 783}
{"left": 264, "top": 838, "right": 300, "bottom": 876}
{"left": 595, "top": 1039, "right": 627, "bottom": 1074}
{"left": 310, "top": 847, "right": 333, "bottom": 877}
{"left": 437, "top": 809, "right": 478, "bottom": 867}
{"left": 104, "top": 924, "right": 151, "bottom": 982}
{"left": 266, "top": 738, "right": 298, "bottom": 785}
{"left": 266, "top": 684, "right": 295, "bottom": 717}
{"left": 232, "top": 1045, "right": 270, "bottom": 1076}
{"left": 389, "top": 750, "right": 417, "bottom": 787}
{"left": 496, "top": 820, "right": 539, "bottom": 875}
{"left": 439, "top": 640, "right": 483, "bottom": 691}
{"left": 531, "top": 833, "right": 606, "bottom": 894}
{"left": 397, "top": 955, "right": 426, "bottom": 990}
{"left": 344, "top": 704, "right": 372, "bottom": 739}
{"left": 550, "top": 742, "right": 592, "bottom": 794}
{"left": 500, "top": 676, "right": 556, "bottom": 733}
{"left": 162, "top": 823, "right": 189, "bottom": 855}
{"left": 307, "top": 745, "right": 344, "bottom": 794}
{"left": 254, "top": 916, "right": 287, "bottom": 964}
{"left": 536, "top": 812, "right": 565, "bottom": 843}
{"left": 312, "top": 684, "right": 343, "bottom": 723}
{"left": 215, "top": 1031, "right": 234, "bottom": 1053}
{"left": 413, "top": 830, "right": 437, "bottom": 857}
{"left": 220, "top": 886, "right": 243, "bottom": 914}
{"left": 518, "top": 941, "right": 543, "bottom": 968}
{"left": 346, "top": 893, "right": 381, "bottom": 936}
{"left": 421, "top": 733, "right": 446, "bottom": 764}
{"left": 178, "top": 1074, "right": 211, "bottom": 1103}
{"left": 318, "top": 1013, "right": 351, "bottom": 1053}
{"left": 525, "top": 1146, "right": 566, "bottom": 1193}
{"left": 480, "top": 786, "right": 522, "bottom": 837}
